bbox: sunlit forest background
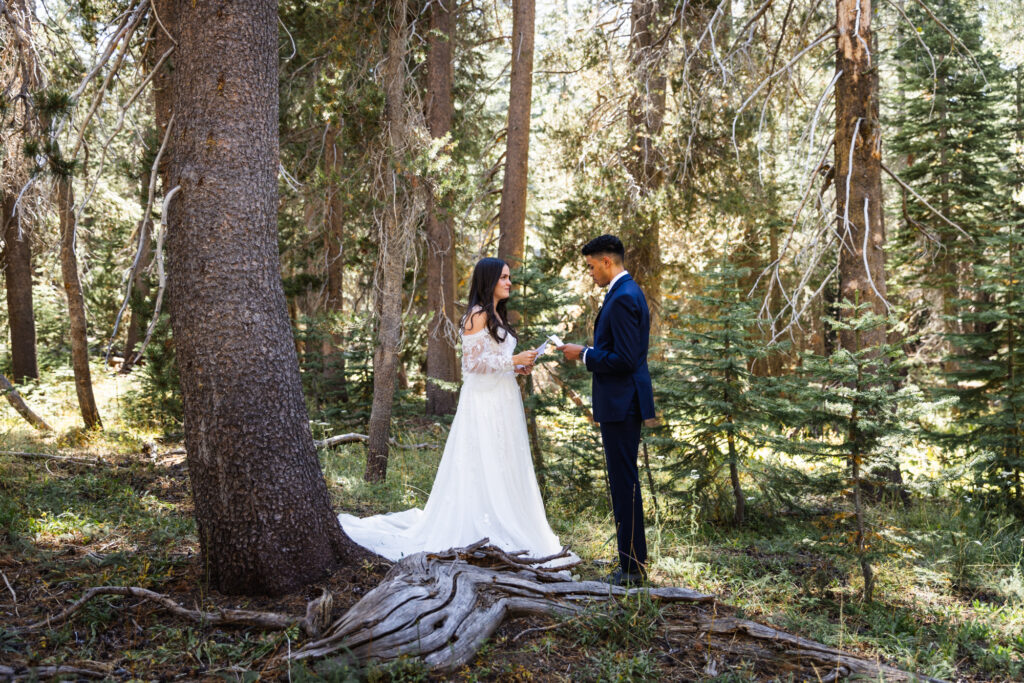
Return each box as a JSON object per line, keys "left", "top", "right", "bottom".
{"left": 2, "top": 0, "right": 1023, "bottom": 679}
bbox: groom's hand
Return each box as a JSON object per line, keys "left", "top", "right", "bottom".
{"left": 556, "top": 344, "right": 584, "bottom": 361}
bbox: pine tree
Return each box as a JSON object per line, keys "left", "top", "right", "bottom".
{"left": 651, "top": 263, "right": 773, "bottom": 525}
{"left": 777, "top": 306, "right": 929, "bottom": 601}
{"left": 941, "top": 65, "right": 1024, "bottom": 515}
{"left": 887, "top": 0, "right": 1007, "bottom": 355}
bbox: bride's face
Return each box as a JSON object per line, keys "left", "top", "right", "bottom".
{"left": 494, "top": 265, "right": 512, "bottom": 302}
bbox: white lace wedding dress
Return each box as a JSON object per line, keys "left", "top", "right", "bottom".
{"left": 337, "top": 328, "right": 574, "bottom": 567}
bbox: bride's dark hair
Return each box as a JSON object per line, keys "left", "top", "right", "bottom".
{"left": 461, "top": 257, "right": 518, "bottom": 344}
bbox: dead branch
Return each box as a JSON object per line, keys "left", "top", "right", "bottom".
{"left": 16, "top": 585, "right": 333, "bottom": 638}
{"left": 290, "top": 542, "right": 713, "bottom": 672}
{"left": 107, "top": 115, "right": 175, "bottom": 368}
{"left": 542, "top": 365, "right": 595, "bottom": 424}
{"left": 0, "top": 375, "right": 52, "bottom": 431}
{"left": 126, "top": 185, "right": 179, "bottom": 367}
{"left": 665, "top": 616, "right": 947, "bottom": 682}
{"left": 882, "top": 162, "right": 971, "bottom": 240}
{"left": 314, "top": 433, "right": 436, "bottom": 450}
{"left": 0, "top": 665, "right": 107, "bottom": 680}
{"left": 0, "top": 450, "right": 102, "bottom": 466}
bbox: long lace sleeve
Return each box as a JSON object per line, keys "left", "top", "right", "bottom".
{"left": 461, "top": 331, "right": 514, "bottom": 374}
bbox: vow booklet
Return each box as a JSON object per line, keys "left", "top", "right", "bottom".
{"left": 516, "top": 335, "right": 564, "bottom": 370}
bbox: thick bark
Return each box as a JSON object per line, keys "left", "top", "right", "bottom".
{"left": 366, "top": 0, "right": 414, "bottom": 483}
{"left": 834, "top": 0, "right": 887, "bottom": 352}
{"left": 56, "top": 176, "right": 102, "bottom": 430}
{"left": 625, "top": 0, "right": 665, "bottom": 338}
{"left": 496, "top": 0, "right": 534, "bottom": 268}
{"left": 2, "top": 195, "right": 38, "bottom": 383}
{"left": 321, "top": 127, "right": 349, "bottom": 402}
{"left": 424, "top": 0, "right": 459, "bottom": 416}
{"left": 165, "top": 0, "right": 361, "bottom": 595}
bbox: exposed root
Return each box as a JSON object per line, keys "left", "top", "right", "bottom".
{"left": 290, "top": 540, "right": 712, "bottom": 673}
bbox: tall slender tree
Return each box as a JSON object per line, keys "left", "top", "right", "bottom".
{"left": 2, "top": 196, "right": 38, "bottom": 383}
{"left": 624, "top": 0, "right": 666, "bottom": 338}
{"left": 321, "top": 125, "right": 349, "bottom": 402}
{"left": 366, "top": 0, "right": 419, "bottom": 482}
{"left": 1, "top": 0, "right": 41, "bottom": 383}
{"left": 835, "top": 0, "right": 887, "bottom": 352}
{"left": 424, "top": 0, "right": 459, "bottom": 416}
{"left": 497, "top": 0, "right": 535, "bottom": 268}
{"left": 164, "top": 0, "right": 363, "bottom": 595}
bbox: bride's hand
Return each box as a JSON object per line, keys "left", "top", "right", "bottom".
{"left": 514, "top": 365, "right": 533, "bottom": 375}
{"left": 513, "top": 350, "right": 538, "bottom": 366}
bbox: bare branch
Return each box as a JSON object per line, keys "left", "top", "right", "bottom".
{"left": 882, "top": 162, "right": 972, "bottom": 240}
{"left": 126, "top": 185, "right": 179, "bottom": 367}
{"left": 106, "top": 114, "right": 175, "bottom": 367}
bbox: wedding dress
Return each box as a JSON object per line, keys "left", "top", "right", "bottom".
{"left": 337, "top": 328, "right": 574, "bottom": 566}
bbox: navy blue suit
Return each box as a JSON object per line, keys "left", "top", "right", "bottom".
{"left": 584, "top": 273, "right": 655, "bottom": 574}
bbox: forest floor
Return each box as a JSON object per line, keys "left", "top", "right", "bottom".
{"left": 1, "top": 368, "right": 1023, "bottom": 681}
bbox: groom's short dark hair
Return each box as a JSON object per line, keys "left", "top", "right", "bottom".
{"left": 581, "top": 235, "right": 625, "bottom": 263}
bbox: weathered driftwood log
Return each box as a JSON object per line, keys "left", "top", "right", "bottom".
{"left": 290, "top": 540, "right": 714, "bottom": 673}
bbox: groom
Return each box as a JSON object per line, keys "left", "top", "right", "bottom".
{"left": 558, "top": 235, "right": 656, "bottom": 586}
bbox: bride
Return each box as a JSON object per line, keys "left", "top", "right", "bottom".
{"left": 338, "top": 258, "right": 574, "bottom": 565}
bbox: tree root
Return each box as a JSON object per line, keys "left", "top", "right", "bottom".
{"left": 16, "top": 585, "right": 333, "bottom": 638}
{"left": 290, "top": 539, "right": 713, "bottom": 673}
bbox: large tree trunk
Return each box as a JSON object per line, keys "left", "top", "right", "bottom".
{"left": 625, "top": 0, "right": 665, "bottom": 338}
{"left": 56, "top": 176, "right": 102, "bottom": 430}
{"left": 496, "top": 0, "right": 534, "bottom": 268}
{"left": 321, "top": 126, "right": 349, "bottom": 402}
{"left": 835, "top": 0, "right": 887, "bottom": 352}
{"left": 2, "top": 195, "right": 38, "bottom": 383}
{"left": 2, "top": 0, "right": 40, "bottom": 384}
{"left": 365, "top": 0, "right": 415, "bottom": 483}
{"left": 424, "top": 0, "right": 459, "bottom": 416}
{"left": 164, "top": 0, "right": 362, "bottom": 596}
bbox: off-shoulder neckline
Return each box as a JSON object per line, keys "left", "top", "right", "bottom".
{"left": 461, "top": 328, "right": 488, "bottom": 338}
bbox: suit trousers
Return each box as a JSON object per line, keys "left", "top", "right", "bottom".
{"left": 599, "top": 402, "right": 647, "bottom": 574}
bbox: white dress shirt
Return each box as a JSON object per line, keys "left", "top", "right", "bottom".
{"left": 582, "top": 270, "right": 628, "bottom": 364}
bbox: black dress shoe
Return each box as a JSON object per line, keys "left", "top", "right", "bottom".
{"left": 604, "top": 567, "right": 647, "bottom": 587}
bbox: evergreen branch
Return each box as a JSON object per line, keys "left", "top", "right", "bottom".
{"left": 911, "top": 0, "right": 988, "bottom": 87}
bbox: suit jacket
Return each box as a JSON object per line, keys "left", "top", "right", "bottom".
{"left": 584, "top": 273, "right": 656, "bottom": 423}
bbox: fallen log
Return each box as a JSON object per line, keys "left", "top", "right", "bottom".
{"left": 0, "top": 374, "right": 52, "bottom": 431}
{"left": 290, "top": 540, "right": 713, "bottom": 673}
